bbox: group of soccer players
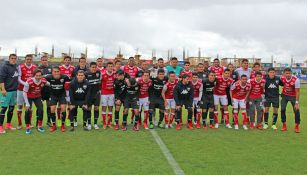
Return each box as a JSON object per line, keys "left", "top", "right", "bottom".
{"left": 0, "top": 53, "right": 301, "bottom": 134}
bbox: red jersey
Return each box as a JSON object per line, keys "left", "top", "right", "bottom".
{"left": 231, "top": 81, "right": 251, "bottom": 100}
{"left": 163, "top": 79, "right": 179, "bottom": 99}
{"left": 59, "top": 64, "right": 75, "bottom": 79}
{"left": 250, "top": 70, "right": 266, "bottom": 79}
{"left": 101, "top": 71, "right": 115, "bottom": 95}
{"left": 122, "top": 65, "right": 139, "bottom": 78}
{"left": 248, "top": 78, "right": 266, "bottom": 99}
{"left": 23, "top": 78, "right": 47, "bottom": 98}
{"left": 138, "top": 78, "right": 152, "bottom": 98}
{"left": 180, "top": 70, "right": 193, "bottom": 79}
{"left": 214, "top": 76, "right": 233, "bottom": 96}
{"left": 192, "top": 80, "right": 203, "bottom": 98}
{"left": 209, "top": 66, "right": 224, "bottom": 77}
{"left": 280, "top": 75, "right": 300, "bottom": 97}
{"left": 18, "top": 64, "right": 37, "bottom": 91}
{"left": 97, "top": 67, "right": 105, "bottom": 73}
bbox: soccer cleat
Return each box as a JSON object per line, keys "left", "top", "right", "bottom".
{"left": 74, "top": 121, "right": 78, "bottom": 127}
{"left": 61, "top": 125, "right": 66, "bottom": 132}
{"left": 115, "top": 124, "right": 119, "bottom": 130}
{"left": 94, "top": 124, "right": 99, "bottom": 130}
{"left": 176, "top": 123, "right": 181, "bottom": 130}
{"left": 243, "top": 125, "right": 248, "bottom": 130}
{"left": 57, "top": 120, "right": 62, "bottom": 127}
{"left": 169, "top": 123, "right": 173, "bottom": 128}
{"left": 83, "top": 126, "right": 90, "bottom": 131}
{"left": 121, "top": 124, "right": 127, "bottom": 131}
{"left": 69, "top": 127, "right": 75, "bottom": 132}
{"left": 187, "top": 122, "right": 193, "bottom": 130}
{"left": 256, "top": 123, "right": 262, "bottom": 130}
{"left": 25, "top": 129, "right": 31, "bottom": 135}
{"left": 165, "top": 124, "right": 169, "bottom": 129}
{"left": 143, "top": 122, "right": 149, "bottom": 130}
{"left": 17, "top": 125, "right": 22, "bottom": 130}
{"left": 271, "top": 125, "right": 278, "bottom": 130}
{"left": 149, "top": 123, "right": 154, "bottom": 129}
{"left": 49, "top": 125, "right": 57, "bottom": 132}
{"left": 5, "top": 123, "right": 16, "bottom": 130}
{"left": 209, "top": 124, "right": 215, "bottom": 129}
{"left": 281, "top": 123, "right": 287, "bottom": 132}
{"left": 250, "top": 123, "right": 255, "bottom": 129}
{"left": 133, "top": 124, "right": 139, "bottom": 131}
{"left": 214, "top": 123, "right": 219, "bottom": 129}
{"left": 0, "top": 126, "right": 6, "bottom": 134}
{"left": 294, "top": 124, "right": 300, "bottom": 133}
{"left": 87, "top": 125, "right": 92, "bottom": 131}
{"left": 196, "top": 123, "right": 201, "bottom": 129}
{"left": 65, "top": 119, "right": 71, "bottom": 127}
{"left": 158, "top": 123, "right": 164, "bottom": 129}
{"left": 234, "top": 125, "right": 239, "bottom": 130}
{"left": 37, "top": 127, "right": 45, "bottom": 133}
{"left": 263, "top": 124, "right": 269, "bottom": 130}
{"left": 225, "top": 124, "right": 232, "bottom": 129}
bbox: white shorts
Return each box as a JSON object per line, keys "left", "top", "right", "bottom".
{"left": 139, "top": 97, "right": 150, "bottom": 111}
{"left": 193, "top": 98, "right": 199, "bottom": 107}
{"left": 165, "top": 99, "right": 176, "bottom": 109}
{"left": 214, "top": 95, "right": 228, "bottom": 106}
{"left": 101, "top": 94, "right": 114, "bottom": 107}
{"left": 232, "top": 99, "right": 246, "bottom": 109}
{"left": 17, "top": 90, "right": 25, "bottom": 105}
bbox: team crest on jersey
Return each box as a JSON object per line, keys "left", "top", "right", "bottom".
{"left": 48, "top": 68, "right": 51, "bottom": 72}
{"left": 60, "top": 79, "right": 64, "bottom": 83}
{"left": 187, "top": 87, "right": 190, "bottom": 91}
{"left": 276, "top": 80, "right": 279, "bottom": 84}
{"left": 96, "top": 73, "right": 99, "bottom": 77}
{"left": 83, "top": 85, "right": 87, "bottom": 89}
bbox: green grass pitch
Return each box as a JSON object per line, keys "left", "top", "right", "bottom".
{"left": 0, "top": 88, "right": 306, "bottom": 175}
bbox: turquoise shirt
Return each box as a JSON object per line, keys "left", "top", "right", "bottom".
{"left": 166, "top": 65, "right": 183, "bottom": 77}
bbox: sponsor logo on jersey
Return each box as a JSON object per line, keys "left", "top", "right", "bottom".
{"left": 76, "top": 88, "right": 85, "bottom": 93}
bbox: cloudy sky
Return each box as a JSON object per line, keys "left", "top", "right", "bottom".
{"left": 0, "top": 0, "right": 306, "bottom": 63}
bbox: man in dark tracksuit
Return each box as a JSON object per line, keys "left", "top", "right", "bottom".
{"left": 69, "top": 70, "right": 91, "bottom": 131}
{"left": 85, "top": 62, "right": 101, "bottom": 130}
{"left": 114, "top": 70, "right": 127, "bottom": 130}
{"left": 173, "top": 74, "right": 194, "bottom": 130}
{"left": 38, "top": 55, "right": 53, "bottom": 127}
{"left": 0, "top": 54, "right": 19, "bottom": 134}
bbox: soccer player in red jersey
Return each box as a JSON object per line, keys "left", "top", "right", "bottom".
{"left": 179, "top": 61, "right": 193, "bottom": 79}
{"left": 137, "top": 71, "right": 152, "bottom": 129}
{"left": 122, "top": 57, "right": 139, "bottom": 78}
{"left": 23, "top": 69, "right": 47, "bottom": 134}
{"left": 101, "top": 62, "right": 116, "bottom": 129}
{"left": 191, "top": 72, "right": 203, "bottom": 129}
{"left": 248, "top": 71, "right": 266, "bottom": 129}
{"left": 230, "top": 75, "right": 251, "bottom": 130}
{"left": 280, "top": 68, "right": 301, "bottom": 133}
{"left": 209, "top": 58, "right": 224, "bottom": 77}
{"left": 96, "top": 57, "right": 105, "bottom": 73}
{"left": 213, "top": 69, "right": 233, "bottom": 129}
{"left": 250, "top": 62, "right": 266, "bottom": 79}
{"left": 162, "top": 71, "right": 178, "bottom": 129}
{"left": 17, "top": 54, "right": 37, "bottom": 130}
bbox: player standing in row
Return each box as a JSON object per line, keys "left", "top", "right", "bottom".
{"left": 180, "top": 61, "right": 193, "bottom": 79}
{"left": 191, "top": 73, "right": 203, "bottom": 128}
{"left": 96, "top": 57, "right": 105, "bottom": 72}
{"left": 166, "top": 57, "right": 183, "bottom": 77}
{"left": 17, "top": 54, "right": 37, "bottom": 129}
{"left": 23, "top": 70, "right": 47, "bottom": 134}
{"left": 230, "top": 75, "right": 251, "bottom": 130}
{"left": 114, "top": 70, "right": 127, "bottom": 130}
{"left": 209, "top": 58, "right": 224, "bottom": 77}
{"left": 162, "top": 71, "right": 178, "bottom": 129}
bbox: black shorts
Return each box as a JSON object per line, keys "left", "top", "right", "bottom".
{"left": 149, "top": 97, "right": 165, "bottom": 110}
{"left": 88, "top": 93, "right": 100, "bottom": 106}
{"left": 201, "top": 96, "right": 214, "bottom": 109}
{"left": 264, "top": 97, "right": 279, "bottom": 108}
{"left": 50, "top": 95, "right": 66, "bottom": 106}
{"left": 72, "top": 100, "right": 87, "bottom": 106}
{"left": 124, "top": 98, "right": 139, "bottom": 109}
{"left": 178, "top": 102, "right": 193, "bottom": 109}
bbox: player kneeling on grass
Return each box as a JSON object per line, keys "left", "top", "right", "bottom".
{"left": 248, "top": 71, "right": 265, "bottom": 129}
{"left": 280, "top": 68, "right": 301, "bottom": 133}
{"left": 191, "top": 72, "right": 203, "bottom": 128}
{"left": 199, "top": 71, "right": 216, "bottom": 129}
{"left": 263, "top": 68, "right": 283, "bottom": 130}
{"left": 173, "top": 74, "right": 194, "bottom": 130}
{"left": 162, "top": 71, "right": 178, "bottom": 129}
{"left": 23, "top": 69, "right": 47, "bottom": 134}
{"left": 45, "top": 67, "right": 70, "bottom": 132}
{"left": 69, "top": 71, "right": 91, "bottom": 131}
{"left": 230, "top": 75, "right": 251, "bottom": 130}
{"left": 85, "top": 62, "right": 102, "bottom": 130}
{"left": 114, "top": 70, "right": 127, "bottom": 130}
{"left": 123, "top": 78, "right": 140, "bottom": 131}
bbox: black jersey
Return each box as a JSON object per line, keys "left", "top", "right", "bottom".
{"left": 69, "top": 78, "right": 91, "bottom": 104}
{"left": 38, "top": 64, "right": 52, "bottom": 76}
{"left": 114, "top": 79, "right": 127, "bottom": 100}
{"left": 45, "top": 74, "right": 70, "bottom": 97}
{"left": 126, "top": 83, "right": 139, "bottom": 100}
{"left": 202, "top": 79, "right": 216, "bottom": 97}
{"left": 265, "top": 75, "right": 283, "bottom": 98}
{"left": 173, "top": 81, "right": 194, "bottom": 105}
{"left": 85, "top": 70, "right": 101, "bottom": 93}
{"left": 197, "top": 71, "right": 208, "bottom": 79}
{"left": 149, "top": 77, "right": 168, "bottom": 98}
{"left": 72, "top": 65, "right": 88, "bottom": 77}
